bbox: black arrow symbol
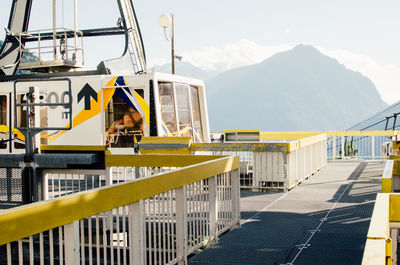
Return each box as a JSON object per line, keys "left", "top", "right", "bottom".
{"left": 78, "top": 83, "right": 98, "bottom": 110}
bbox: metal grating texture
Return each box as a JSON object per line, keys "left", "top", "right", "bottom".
{"left": 0, "top": 168, "right": 22, "bottom": 209}
{"left": 188, "top": 161, "right": 384, "bottom": 265}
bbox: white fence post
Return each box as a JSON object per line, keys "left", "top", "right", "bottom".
{"left": 333, "top": 136, "right": 336, "bottom": 159}
{"left": 64, "top": 221, "right": 80, "bottom": 265}
{"left": 43, "top": 173, "right": 49, "bottom": 200}
{"left": 106, "top": 167, "right": 112, "bottom": 186}
{"left": 371, "top": 136, "right": 375, "bottom": 160}
{"left": 129, "top": 200, "right": 145, "bottom": 265}
{"left": 209, "top": 176, "right": 218, "bottom": 243}
{"left": 231, "top": 169, "right": 241, "bottom": 229}
{"left": 106, "top": 167, "right": 113, "bottom": 232}
{"left": 176, "top": 186, "right": 188, "bottom": 265}
{"left": 341, "top": 136, "right": 345, "bottom": 159}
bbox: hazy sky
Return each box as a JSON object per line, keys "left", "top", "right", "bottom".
{"left": 1, "top": 0, "right": 400, "bottom": 103}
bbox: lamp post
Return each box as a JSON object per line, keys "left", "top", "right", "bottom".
{"left": 159, "top": 13, "right": 175, "bottom": 74}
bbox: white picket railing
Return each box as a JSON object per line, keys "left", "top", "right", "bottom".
{"left": 0, "top": 155, "right": 240, "bottom": 265}
{"left": 192, "top": 134, "right": 327, "bottom": 191}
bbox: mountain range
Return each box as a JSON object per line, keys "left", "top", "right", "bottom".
{"left": 157, "top": 45, "right": 387, "bottom": 131}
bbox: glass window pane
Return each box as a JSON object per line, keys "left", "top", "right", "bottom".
{"left": 175, "top": 84, "right": 193, "bottom": 137}
{"left": 190, "top": 86, "right": 203, "bottom": 142}
{"left": 105, "top": 88, "right": 144, "bottom": 147}
{"left": 158, "top": 82, "right": 177, "bottom": 136}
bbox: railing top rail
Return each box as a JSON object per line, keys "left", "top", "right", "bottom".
{"left": 0, "top": 155, "right": 239, "bottom": 246}
{"left": 298, "top": 134, "right": 327, "bottom": 149}
{"left": 192, "top": 134, "right": 327, "bottom": 152}
{"left": 362, "top": 193, "right": 390, "bottom": 265}
{"left": 191, "top": 142, "right": 291, "bottom": 153}
{"left": 366, "top": 193, "right": 389, "bottom": 239}
{"left": 259, "top": 130, "right": 395, "bottom": 140}
{"left": 105, "top": 154, "right": 226, "bottom": 167}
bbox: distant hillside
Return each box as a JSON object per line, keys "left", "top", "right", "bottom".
{"left": 206, "top": 45, "right": 387, "bottom": 131}
{"left": 154, "top": 61, "right": 217, "bottom": 80}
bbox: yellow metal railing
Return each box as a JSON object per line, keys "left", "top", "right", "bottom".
{"left": 362, "top": 193, "right": 392, "bottom": 265}
{"left": 192, "top": 134, "right": 326, "bottom": 153}
{"left": 363, "top": 154, "right": 400, "bottom": 265}
{"left": 260, "top": 130, "right": 395, "bottom": 140}
{"left": 0, "top": 154, "right": 240, "bottom": 246}
{"left": 382, "top": 160, "right": 394, "bottom": 193}
{"left": 382, "top": 159, "right": 400, "bottom": 193}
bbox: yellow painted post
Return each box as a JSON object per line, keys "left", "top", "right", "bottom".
{"left": 386, "top": 238, "right": 392, "bottom": 265}
{"left": 382, "top": 161, "right": 394, "bottom": 193}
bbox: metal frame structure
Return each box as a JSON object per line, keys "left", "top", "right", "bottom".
{"left": 0, "top": 154, "right": 240, "bottom": 265}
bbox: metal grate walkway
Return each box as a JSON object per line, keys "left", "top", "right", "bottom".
{"left": 188, "top": 160, "right": 385, "bottom": 265}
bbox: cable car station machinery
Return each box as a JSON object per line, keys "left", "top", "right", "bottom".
{"left": 0, "top": 1, "right": 210, "bottom": 206}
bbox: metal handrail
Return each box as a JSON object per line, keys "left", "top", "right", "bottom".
{"left": 0, "top": 154, "right": 239, "bottom": 246}
{"left": 16, "top": 27, "right": 84, "bottom": 65}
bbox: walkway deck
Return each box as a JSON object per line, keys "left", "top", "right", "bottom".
{"left": 188, "top": 160, "right": 385, "bottom": 265}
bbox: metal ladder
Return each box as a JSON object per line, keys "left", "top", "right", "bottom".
{"left": 119, "top": 0, "right": 147, "bottom": 74}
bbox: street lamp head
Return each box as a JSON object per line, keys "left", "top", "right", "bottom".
{"left": 158, "top": 14, "right": 172, "bottom": 28}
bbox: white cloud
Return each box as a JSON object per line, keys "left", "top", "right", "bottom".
{"left": 150, "top": 39, "right": 400, "bottom": 105}
{"left": 181, "top": 40, "right": 292, "bottom": 72}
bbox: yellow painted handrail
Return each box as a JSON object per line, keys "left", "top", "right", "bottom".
{"left": 105, "top": 154, "right": 225, "bottom": 167}
{"left": 192, "top": 134, "right": 326, "bottom": 152}
{"left": 298, "top": 134, "right": 327, "bottom": 149}
{"left": 361, "top": 193, "right": 400, "bottom": 264}
{"left": 362, "top": 193, "right": 390, "bottom": 265}
{"left": 0, "top": 155, "right": 240, "bottom": 246}
{"left": 191, "top": 142, "right": 291, "bottom": 153}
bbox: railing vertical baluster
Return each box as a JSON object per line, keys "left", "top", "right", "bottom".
{"left": 167, "top": 191, "right": 173, "bottom": 261}
{"left": 59, "top": 227, "right": 64, "bottom": 265}
{"left": 176, "top": 186, "right": 188, "bottom": 265}
{"left": 43, "top": 173, "right": 49, "bottom": 200}
{"left": 157, "top": 195, "right": 162, "bottom": 263}
{"left": 129, "top": 200, "right": 145, "bottom": 265}
{"left": 189, "top": 184, "right": 194, "bottom": 248}
{"left": 6, "top": 243, "right": 11, "bottom": 265}
{"left": 40, "top": 232, "right": 44, "bottom": 265}
{"left": 64, "top": 221, "right": 80, "bottom": 265}
{"left": 18, "top": 240, "right": 23, "bottom": 265}
{"left": 106, "top": 167, "right": 112, "bottom": 186}
{"left": 80, "top": 220, "right": 85, "bottom": 265}
{"left": 162, "top": 192, "right": 167, "bottom": 265}
{"left": 209, "top": 176, "right": 218, "bottom": 243}
{"left": 58, "top": 174, "right": 61, "bottom": 197}
{"left": 372, "top": 136, "right": 375, "bottom": 160}
{"left": 123, "top": 205, "right": 127, "bottom": 265}
{"left": 151, "top": 196, "right": 156, "bottom": 264}
{"left": 96, "top": 215, "right": 100, "bottom": 265}
{"left": 231, "top": 169, "right": 241, "bottom": 229}
{"left": 102, "top": 213, "right": 108, "bottom": 265}
{"left": 29, "top": 236, "right": 33, "bottom": 265}
{"left": 109, "top": 209, "right": 115, "bottom": 265}
{"left": 51, "top": 174, "right": 54, "bottom": 199}
{"left": 89, "top": 216, "right": 93, "bottom": 265}
{"left": 116, "top": 208, "right": 121, "bottom": 265}
{"left": 49, "top": 230, "right": 54, "bottom": 265}
{"left": 341, "top": 136, "right": 345, "bottom": 159}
